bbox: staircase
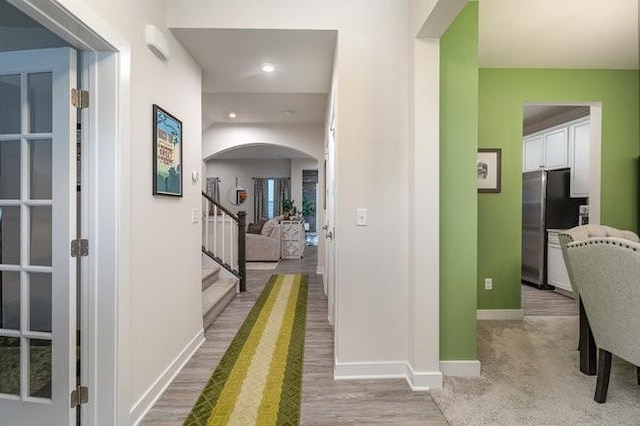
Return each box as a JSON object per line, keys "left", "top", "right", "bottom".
{"left": 201, "top": 191, "right": 247, "bottom": 329}
{"left": 202, "top": 254, "right": 238, "bottom": 329}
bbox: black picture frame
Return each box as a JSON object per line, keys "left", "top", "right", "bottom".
{"left": 153, "top": 104, "right": 183, "bottom": 197}
{"left": 477, "top": 148, "right": 502, "bottom": 193}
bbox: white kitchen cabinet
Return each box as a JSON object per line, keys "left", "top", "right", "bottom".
{"left": 544, "top": 128, "right": 568, "bottom": 170}
{"left": 569, "top": 119, "right": 590, "bottom": 197}
{"left": 523, "top": 136, "right": 544, "bottom": 172}
{"left": 522, "top": 128, "right": 568, "bottom": 172}
{"left": 547, "top": 231, "right": 573, "bottom": 295}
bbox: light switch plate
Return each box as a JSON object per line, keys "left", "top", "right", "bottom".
{"left": 356, "top": 208, "right": 367, "bottom": 226}
{"left": 191, "top": 208, "right": 199, "bottom": 224}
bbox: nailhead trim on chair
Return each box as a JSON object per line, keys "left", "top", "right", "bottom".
{"left": 568, "top": 239, "right": 639, "bottom": 251}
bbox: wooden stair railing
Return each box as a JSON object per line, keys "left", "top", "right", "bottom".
{"left": 202, "top": 191, "right": 247, "bottom": 292}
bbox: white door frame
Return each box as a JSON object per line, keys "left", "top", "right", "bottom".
{"left": 8, "top": 1, "right": 131, "bottom": 424}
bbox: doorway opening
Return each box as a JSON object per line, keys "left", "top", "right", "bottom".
{"left": 520, "top": 103, "right": 601, "bottom": 316}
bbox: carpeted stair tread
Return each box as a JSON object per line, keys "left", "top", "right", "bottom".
{"left": 202, "top": 277, "right": 237, "bottom": 314}
{"left": 202, "top": 264, "right": 221, "bottom": 280}
{"left": 202, "top": 265, "right": 221, "bottom": 292}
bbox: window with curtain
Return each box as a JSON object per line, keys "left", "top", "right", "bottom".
{"left": 254, "top": 177, "right": 290, "bottom": 222}
{"left": 267, "top": 179, "right": 275, "bottom": 218}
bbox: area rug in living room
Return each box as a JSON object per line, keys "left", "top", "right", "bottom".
{"left": 184, "top": 274, "right": 308, "bottom": 426}
{"left": 246, "top": 261, "right": 280, "bottom": 271}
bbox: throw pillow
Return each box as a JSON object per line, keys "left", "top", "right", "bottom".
{"left": 247, "top": 219, "right": 266, "bottom": 234}
{"left": 261, "top": 218, "right": 278, "bottom": 236}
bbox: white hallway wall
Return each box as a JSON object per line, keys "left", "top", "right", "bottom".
{"left": 172, "top": 0, "right": 422, "bottom": 378}
{"left": 75, "top": 0, "right": 204, "bottom": 420}
{"left": 203, "top": 123, "right": 324, "bottom": 161}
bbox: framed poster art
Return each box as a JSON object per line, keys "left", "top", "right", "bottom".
{"left": 153, "top": 104, "right": 183, "bottom": 196}
{"left": 477, "top": 148, "right": 501, "bottom": 193}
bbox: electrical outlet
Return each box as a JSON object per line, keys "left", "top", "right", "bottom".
{"left": 484, "top": 278, "right": 493, "bottom": 290}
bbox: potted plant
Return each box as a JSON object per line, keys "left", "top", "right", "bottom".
{"left": 282, "top": 198, "right": 294, "bottom": 219}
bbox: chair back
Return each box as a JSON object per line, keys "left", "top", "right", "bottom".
{"left": 558, "top": 225, "right": 639, "bottom": 297}
{"left": 566, "top": 237, "right": 640, "bottom": 367}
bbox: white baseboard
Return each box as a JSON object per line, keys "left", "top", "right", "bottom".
{"left": 477, "top": 309, "right": 523, "bottom": 320}
{"left": 406, "top": 363, "right": 443, "bottom": 390}
{"left": 129, "top": 329, "right": 205, "bottom": 425}
{"left": 440, "top": 360, "right": 481, "bottom": 377}
{"left": 335, "top": 361, "right": 407, "bottom": 380}
{"left": 334, "top": 361, "right": 443, "bottom": 391}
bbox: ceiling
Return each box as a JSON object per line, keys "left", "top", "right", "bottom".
{"left": 479, "top": 0, "right": 639, "bottom": 69}
{"left": 0, "top": 0, "right": 40, "bottom": 27}
{"left": 523, "top": 105, "right": 586, "bottom": 127}
{"left": 172, "top": 28, "right": 336, "bottom": 142}
{"left": 0, "top": 0, "right": 70, "bottom": 52}
{"left": 202, "top": 92, "right": 327, "bottom": 126}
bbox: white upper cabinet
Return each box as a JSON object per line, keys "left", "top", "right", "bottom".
{"left": 569, "top": 119, "right": 590, "bottom": 197}
{"left": 522, "top": 117, "right": 590, "bottom": 197}
{"left": 543, "top": 128, "right": 568, "bottom": 170}
{"left": 522, "top": 128, "right": 568, "bottom": 172}
{"left": 523, "top": 136, "right": 544, "bottom": 172}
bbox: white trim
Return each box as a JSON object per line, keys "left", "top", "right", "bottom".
{"left": 129, "top": 330, "right": 205, "bottom": 426}
{"left": 334, "top": 362, "right": 443, "bottom": 391}
{"left": 334, "top": 361, "right": 407, "bottom": 381}
{"left": 476, "top": 309, "right": 523, "bottom": 320}
{"left": 8, "top": 2, "right": 131, "bottom": 424}
{"left": 316, "top": 265, "right": 323, "bottom": 276}
{"left": 406, "top": 363, "right": 443, "bottom": 391}
{"left": 440, "top": 360, "right": 481, "bottom": 377}
{"left": 588, "top": 104, "right": 602, "bottom": 225}
{"left": 407, "top": 36, "right": 442, "bottom": 384}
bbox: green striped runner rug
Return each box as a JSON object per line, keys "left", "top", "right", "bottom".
{"left": 184, "top": 274, "right": 308, "bottom": 426}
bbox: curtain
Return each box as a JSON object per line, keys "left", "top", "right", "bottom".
{"left": 206, "top": 177, "right": 220, "bottom": 215}
{"left": 273, "top": 177, "right": 291, "bottom": 217}
{"left": 253, "top": 178, "right": 269, "bottom": 222}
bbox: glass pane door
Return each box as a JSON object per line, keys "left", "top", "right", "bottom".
{"left": 0, "top": 47, "right": 77, "bottom": 425}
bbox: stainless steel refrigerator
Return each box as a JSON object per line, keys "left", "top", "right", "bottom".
{"left": 522, "top": 169, "right": 587, "bottom": 287}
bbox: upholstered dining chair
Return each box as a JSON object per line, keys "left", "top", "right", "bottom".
{"left": 565, "top": 237, "right": 640, "bottom": 403}
{"left": 558, "top": 225, "right": 640, "bottom": 300}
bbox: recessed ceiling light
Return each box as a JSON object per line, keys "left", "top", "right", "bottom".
{"left": 261, "top": 63, "right": 275, "bottom": 73}
{"left": 283, "top": 110, "right": 295, "bottom": 116}
{"left": 228, "top": 112, "right": 237, "bottom": 119}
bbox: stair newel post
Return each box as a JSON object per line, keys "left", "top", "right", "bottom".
{"left": 237, "top": 211, "right": 247, "bottom": 292}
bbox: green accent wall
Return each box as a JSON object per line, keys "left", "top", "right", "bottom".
{"left": 478, "top": 69, "right": 640, "bottom": 310}
{"left": 440, "top": 1, "right": 478, "bottom": 360}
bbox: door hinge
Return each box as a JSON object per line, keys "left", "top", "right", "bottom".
{"left": 70, "top": 385, "right": 88, "bottom": 408}
{"left": 71, "top": 239, "right": 89, "bottom": 257}
{"left": 71, "top": 89, "right": 89, "bottom": 109}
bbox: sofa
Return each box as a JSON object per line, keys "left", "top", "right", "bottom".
{"left": 246, "top": 217, "right": 281, "bottom": 261}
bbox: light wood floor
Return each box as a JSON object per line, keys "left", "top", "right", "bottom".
{"left": 141, "top": 246, "right": 448, "bottom": 425}
{"left": 521, "top": 284, "right": 578, "bottom": 316}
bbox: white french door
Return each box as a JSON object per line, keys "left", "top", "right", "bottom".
{"left": 0, "top": 47, "right": 78, "bottom": 424}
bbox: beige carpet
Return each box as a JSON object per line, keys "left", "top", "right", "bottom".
{"left": 430, "top": 317, "right": 640, "bottom": 425}
{"left": 246, "top": 261, "right": 280, "bottom": 270}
